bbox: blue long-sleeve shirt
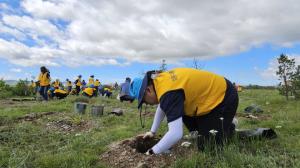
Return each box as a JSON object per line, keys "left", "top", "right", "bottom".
{"left": 119, "top": 82, "right": 130, "bottom": 97}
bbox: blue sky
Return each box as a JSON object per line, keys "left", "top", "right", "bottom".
{"left": 1, "top": 0, "right": 300, "bottom": 86}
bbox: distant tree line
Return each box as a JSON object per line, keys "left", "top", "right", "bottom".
{"left": 243, "top": 85, "right": 277, "bottom": 90}
{"left": 0, "top": 79, "right": 34, "bottom": 99}
{"left": 276, "top": 54, "right": 300, "bottom": 100}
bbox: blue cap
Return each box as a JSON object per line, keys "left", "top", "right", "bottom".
{"left": 130, "top": 76, "right": 148, "bottom": 108}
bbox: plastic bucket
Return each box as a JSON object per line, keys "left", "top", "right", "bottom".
{"left": 91, "top": 105, "right": 104, "bottom": 116}
{"left": 74, "top": 102, "right": 88, "bottom": 114}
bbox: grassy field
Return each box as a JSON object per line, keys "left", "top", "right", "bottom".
{"left": 0, "top": 89, "right": 299, "bottom": 168}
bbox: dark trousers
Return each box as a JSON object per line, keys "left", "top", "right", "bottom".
{"left": 183, "top": 79, "right": 239, "bottom": 150}
{"left": 67, "top": 86, "right": 72, "bottom": 93}
{"left": 120, "top": 95, "right": 134, "bottom": 103}
{"left": 55, "top": 93, "right": 68, "bottom": 99}
{"left": 94, "top": 87, "right": 98, "bottom": 97}
{"left": 76, "top": 86, "right": 81, "bottom": 95}
{"left": 39, "top": 85, "right": 49, "bottom": 101}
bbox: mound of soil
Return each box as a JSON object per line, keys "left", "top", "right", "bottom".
{"left": 100, "top": 136, "right": 196, "bottom": 168}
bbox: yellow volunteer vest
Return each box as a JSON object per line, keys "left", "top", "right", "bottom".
{"left": 38, "top": 72, "right": 50, "bottom": 86}
{"left": 88, "top": 78, "right": 94, "bottom": 86}
{"left": 76, "top": 78, "right": 82, "bottom": 86}
{"left": 153, "top": 68, "right": 226, "bottom": 117}
{"left": 94, "top": 81, "right": 100, "bottom": 86}
{"left": 54, "top": 81, "right": 60, "bottom": 88}
{"left": 104, "top": 88, "right": 111, "bottom": 92}
{"left": 67, "top": 81, "right": 72, "bottom": 87}
{"left": 83, "top": 88, "right": 95, "bottom": 96}
{"left": 54, "top": 89, "right": 67, "bottom": 94}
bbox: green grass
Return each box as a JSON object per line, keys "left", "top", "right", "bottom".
{"left": 0, "top": 89, "right": 299, "bottom": 167}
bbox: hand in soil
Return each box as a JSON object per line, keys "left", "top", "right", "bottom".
{"left": 142, "top": 131, "right": 155, "bottom": 139}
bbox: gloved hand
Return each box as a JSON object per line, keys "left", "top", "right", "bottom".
{"left": 145, "top": 149, "right": 154, "bottom": 155}
{"left": 143, "top": 131, "right": 155, "bottom": 139}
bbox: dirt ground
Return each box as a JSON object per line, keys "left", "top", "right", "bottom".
{"left": 100, "top": 136, "right": 196, "bottom": 168}
{"left": 0, "top": 99, "right": 37, "bottom": 108}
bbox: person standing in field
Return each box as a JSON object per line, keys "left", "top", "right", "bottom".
{"left": 88, "top": 75, "right": 95, "bottom": 87}
{"left": 94, "top": 79, "right": 100, "bottom": 97}
{"left": 38, "top": 66, "right": 51, "bottom": 101}
{"left": 130, "top": 68, "right": 238, "bottom": 155}
{"left": 74, "top": 75, "right": 82, "bottom": 95}
{"left": 66, "top": 79, "right": 72, "bottom": 94}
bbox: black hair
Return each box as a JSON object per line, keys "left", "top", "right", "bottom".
{"left": 125, "top": 77, "right": 131, "bottom": 82}
{"left": 40, "top": 66, "right": 47, "bottom": 73}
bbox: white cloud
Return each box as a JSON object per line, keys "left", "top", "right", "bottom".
{"left": 10, "top": 68, "right": 22, "bottom": 73}
{"left": 0, "top": 0, "right": 299, "bottom": 67}
{"left": 259, "top": 55, "right": 300, "bottom": 80}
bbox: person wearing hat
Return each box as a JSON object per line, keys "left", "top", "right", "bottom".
{"left": 74, "top": 75, "right": 82, "bottom": 95}
{"left": 130, "top": 68, "right": 238, "bottom": 155}
{"left": 94, "top": 79, "right": 100, "bottom": 96}
{"left": 66, "top": 79, "right": 72, "bottom": 94}
{"left": 88, "top": 75, "right": 95, "bottom": 87}
{"left": 38, "top": 66, "right": 51, "bottom": 101}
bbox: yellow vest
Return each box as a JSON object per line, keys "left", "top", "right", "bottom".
{"left": 104, "top": 88, "right": 111, "bottom": 92}
{"left": 153, "top": 68, "right": 226, "bottom": 117}
{"left": 54, "top": 89, "right": 67, "bottom": 94}
{"left": 83, "top": 88, "right": 95, "bottom": 96}
{"left": 76, "top": 78, "right": 82, "bottom": 86}
{"left": 54, "top": 81, "right": 60, "bottom": 88}
{"left": 88, "top": 78, "right": 94, "bottom": 86}
{"left": 94, "top": 80, "right": 100, "bottom": 86}
{"left": 38, "top": 72, "right": 50, "bottom": 86}
{"left": 67, "top": 81, "right": 72, "bottom": 87}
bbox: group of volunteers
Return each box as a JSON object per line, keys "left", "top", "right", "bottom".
{"left": 35, "top": 65, "right": 240, "bottom": 155}
{"left": 33, "top": 66, "right": 117, "bottom": 101}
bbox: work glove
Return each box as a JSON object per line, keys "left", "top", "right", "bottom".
{"left": 143, "top": 131, "right": 155, "bottom": 139}
{"left": 145, "top": 149, "right": 155, "bottom": 155}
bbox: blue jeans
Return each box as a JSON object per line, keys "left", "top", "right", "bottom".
{"left": 39, "top": 86, "right": 49, "bottom": 101}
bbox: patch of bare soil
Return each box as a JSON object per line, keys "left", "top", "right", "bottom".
{"left": 17, "top": 112, "right": 56, "bottom": 121}
{"left": 46, "top": 119, "right": 93, "bottom": 132}
{"left": 100, "top": 136, "right": 196, "bottom": 168}
{"left": 0, "top": 99, "right": 37, "bottom": 108}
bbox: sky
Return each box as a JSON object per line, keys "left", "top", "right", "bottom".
{"left": 1, "top": 0, "right": 300, "bottom": 86}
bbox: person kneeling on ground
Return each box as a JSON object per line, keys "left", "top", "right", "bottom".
{"left": 130, "top": 68, "right": 238, "bottom": 155}
{"left": 54, "top": 89, "right": 68, "bottom": 99}
{"left": 47, "top": 87, "right": 55, "bottom": 99}
{"left": 103, "top": 87, "right": 112, "bottom": 98}
{"left": 83, "top": 86, "right": 96, "bottom": 98}
{"left": 119, "top": 77, "right": 135, "bottom": 103}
